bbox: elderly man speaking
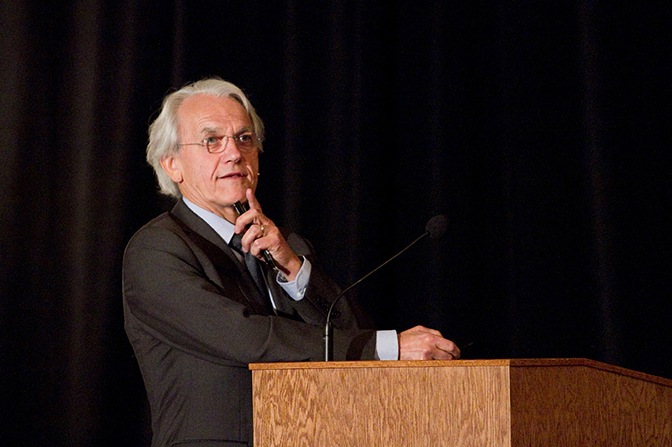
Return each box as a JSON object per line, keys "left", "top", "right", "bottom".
{"left": 123, "top": 77, "right": 460, "bottom": 447}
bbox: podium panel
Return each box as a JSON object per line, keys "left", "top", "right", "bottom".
{"left": 250, "top": 359, "right": 672, "bottom": 446}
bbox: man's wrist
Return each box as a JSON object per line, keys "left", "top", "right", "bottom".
{"left": 278, "top": 254, "right": 303, "bottom": 281}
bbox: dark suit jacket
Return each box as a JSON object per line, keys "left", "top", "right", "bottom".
{"left": 123, "top": 200, "right": 376, "bottom": 447}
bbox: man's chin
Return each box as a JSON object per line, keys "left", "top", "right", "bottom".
{"left": 219, "top": 191, "right": 249, "bottom": 208}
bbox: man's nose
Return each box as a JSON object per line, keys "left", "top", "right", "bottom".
{"left": 222, "top": 136, "right": 243, "bottom": 161}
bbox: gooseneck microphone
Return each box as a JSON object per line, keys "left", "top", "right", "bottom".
{"left": 323, "top": 215, "right": 449, "bottom": 361}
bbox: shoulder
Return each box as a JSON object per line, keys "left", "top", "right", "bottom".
{"left": 129, "top": 212, "right": 181, "bottom": 244}
{"left": 123, "top": 211, "right": 197, "bottom": 266}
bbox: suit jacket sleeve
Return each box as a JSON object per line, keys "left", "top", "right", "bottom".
{"left": 123, "top": 207, "right": 376, "bottom": 366}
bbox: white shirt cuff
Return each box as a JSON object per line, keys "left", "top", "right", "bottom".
{"left": 276, "top": 257, "right": 311, "bottom": 300}
{"left": 375, "top": 330, "right": 399, "bottom": 360}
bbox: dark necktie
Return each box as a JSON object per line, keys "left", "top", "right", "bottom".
{"left": 229, "top": 232, "right": 274, "bottom": 313}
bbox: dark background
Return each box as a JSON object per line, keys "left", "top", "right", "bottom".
{"left": 2, "top": 1, "right": 670, "bottom": 445}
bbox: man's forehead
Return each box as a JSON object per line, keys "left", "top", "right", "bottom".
{"left": 179, "top": 94, "right": 247, "bottom": 116}
{"left": 177, "top": 94, "right": 252, "bottom": 132}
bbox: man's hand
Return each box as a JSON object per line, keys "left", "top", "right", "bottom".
{"left": 233, "top": 189, "right": 303, "bottom": 280}
{"left": 398, "top": 325, "right": 461, "bottom": 360}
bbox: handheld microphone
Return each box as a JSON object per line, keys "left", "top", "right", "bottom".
{"left": 233, "top": 201, "right": 278, "bottom": 271}
{"left": 323, "top": 215, "right": 449, "bottom": 361}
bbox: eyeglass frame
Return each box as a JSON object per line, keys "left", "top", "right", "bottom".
{"left": 176, "top": 130, "right": 262, "bottom": 154}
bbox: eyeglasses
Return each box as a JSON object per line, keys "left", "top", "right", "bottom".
{"left": 177, "top": 131, "right": 261, "bottom": 154}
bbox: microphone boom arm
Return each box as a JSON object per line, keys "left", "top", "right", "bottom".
{"left": 323, "top": 230, "right": 431, "bottom": 361}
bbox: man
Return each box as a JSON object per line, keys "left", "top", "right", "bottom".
{"left": 123, "top": 78, "right": 460, "bottom": 447}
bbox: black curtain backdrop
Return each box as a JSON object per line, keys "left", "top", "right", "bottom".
{"left": 2, "top": 1, "right": 670, "bottom": 445}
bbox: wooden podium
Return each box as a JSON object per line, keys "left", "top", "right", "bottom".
{"left": 250, "top": 358, "right": 672, "bottom": 446}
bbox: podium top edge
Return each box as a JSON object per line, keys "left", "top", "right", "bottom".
{"left": 249, "top": 358, "right": 672, "bottom": 386}
{"left": 250, "top": 358, "right": 511, "bottom": 370}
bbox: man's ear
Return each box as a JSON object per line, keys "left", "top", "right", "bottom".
{"left": 160, "top": 155, "right": 183, "bottom": 183}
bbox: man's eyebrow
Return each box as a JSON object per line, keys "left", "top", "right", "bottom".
{"left": 235, "top": 126, "right": 254, "bottom": 134}
{"left": 199, "top": 125, "right": 254, "bottom": 135}
{"left": 199, "top": 126, "right": 221, "bottom": 135}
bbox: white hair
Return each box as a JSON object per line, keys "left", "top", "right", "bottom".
{"left": 146, "top": 78, "right": 265, "bottom": 198}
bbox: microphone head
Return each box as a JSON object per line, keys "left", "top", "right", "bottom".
{"left": 426, "top": 215, "right": 449, "bottom": 240}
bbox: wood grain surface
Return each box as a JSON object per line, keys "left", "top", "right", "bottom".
{"left": 250, "top": 359, "right": 672, "bottom": 446}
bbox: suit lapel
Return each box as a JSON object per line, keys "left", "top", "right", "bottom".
{"left": 170, "top": 200, "right": 273, "bottom": 316}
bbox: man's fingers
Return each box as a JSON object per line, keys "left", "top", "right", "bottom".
{"left": 435, "top": 338, "right": 461, "bottom": 359}
{"left": 246, "top": 188, "right": 262, "bottom": 213}
{"left": 235, "top": 189, "right": 271, "bottom": 238}
{"left": 398, "top": 326, "right": 460, "bottom": 361}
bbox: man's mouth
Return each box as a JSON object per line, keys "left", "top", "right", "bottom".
{"left": 220, "top": 171, "right": 247, "bottom": 179}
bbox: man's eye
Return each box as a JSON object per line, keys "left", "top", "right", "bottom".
{"left": 237, "top": 133, "right": 254, "bottom": 144}
{"left": 204, "top": 136, "right": 221, "bottom": 145}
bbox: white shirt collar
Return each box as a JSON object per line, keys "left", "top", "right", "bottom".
{"left": 182, "top": 197, "right": 236, "bottom": 245}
